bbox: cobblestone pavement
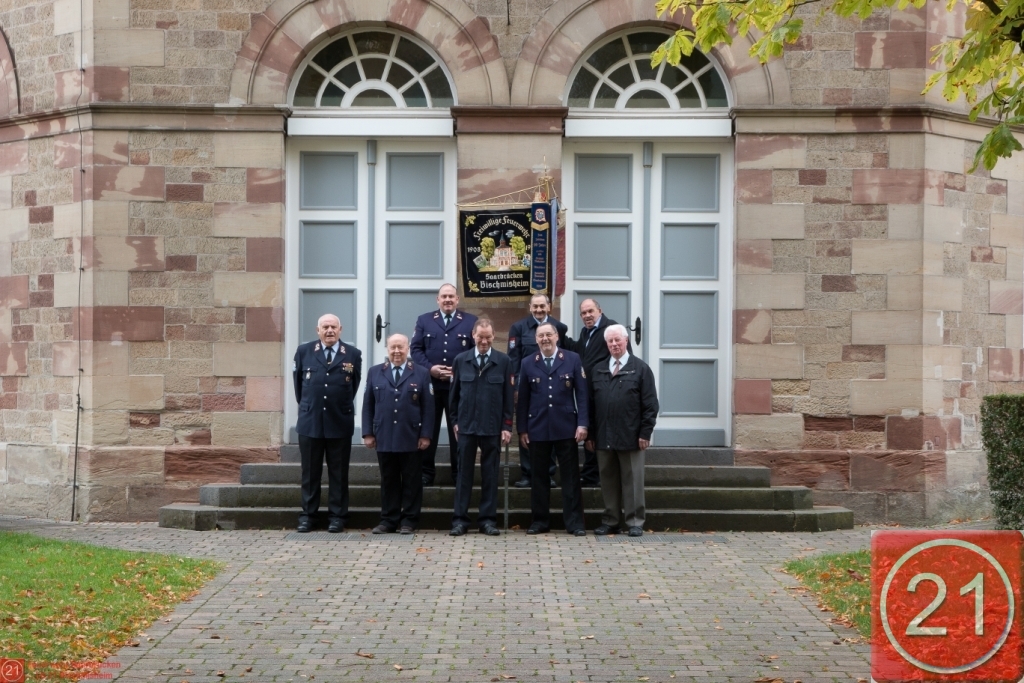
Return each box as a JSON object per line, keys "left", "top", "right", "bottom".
{"left": 0, "top": 517, "right": 993, "bottom": 683}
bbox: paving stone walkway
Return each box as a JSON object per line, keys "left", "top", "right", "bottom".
{"left": 0, "top": 516, "right": 993, "bottom": 683}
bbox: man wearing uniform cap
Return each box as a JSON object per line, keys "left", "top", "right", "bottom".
{"left": 516, "top": 322, "right": 588, "bottom": 536}
{"left": 507, "top": 293, "right": 569, "bottom": 489}
{"left": 411, "top": 284, "right": 477, "bottom": 486}
{"left": 292, "top": 313, "right": 362, "bottom": 534}
{"left": 362, "top": 334, "right": 434, "bottom": 534}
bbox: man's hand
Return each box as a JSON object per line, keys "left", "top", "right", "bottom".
{"left": 519, "top": 432, "right": 529, "bottom": 447}
{"left": 501, "top": 430, "right": 512, "bottom": 445}
{"left": 585, "top": 439, "right": 595, "bottom": 451}
{"left": 430, "top": 364, "right": 445, "bottom": 379}
{"left": 363, "top": 436, "right": 376, "bottom": 449}
{"left": 575, "top": 427, "right": 588, "bottom": 443}
{"left": 417, "top": 437, "right": 430, "bottom": 451}
{"left": 453, "top": 424, "right": 459, "bottom": 441}
{"left": 639, "top": 438, "right": 650, "bottom": 451}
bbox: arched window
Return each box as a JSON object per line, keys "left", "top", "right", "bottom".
{"left": 566, "top": 31, "right": 729, "bottom": 110}
{"left": 291, "top": 30, "right": 455, "bottom": 108}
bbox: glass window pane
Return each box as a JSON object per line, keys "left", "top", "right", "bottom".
{"left": 386, "top": 291, "right": 438, "bottom": 339}
{"left": 387, "top": 223, "right": 443, "bottom": 277}
{"left": 680, "top": 50, "right": 710, "bottom": 72}
{"left": 608, "top": 64, "right": 634, "bottom": 89}
{"left": 677, "top": 84, "right": 701, "bottom": 108}
{"left": 387, "top": 154, "right": 443, "bottom": 210}
{"left": 635, "top": 57, "right": 657, "bottom": 81}
{"left": 625, "top": 90, "right": 669, "bottom": 108}
{"left": 386, "top": 63, "right": 413, "bottom": 89}
{"left": 698, "top": 70, "right": 729, "bottom": 107}
{"left": 587, "top": 38, "right": 627, "bottom": 73}
{"left": 335, "top": 62, "right": 360, "bottom": 88}
{"left": 396, "top": 37, "right": 434, "bottom": 73}
{"left": 594, "top": 83, "right": 618, "bottom": 108}
{"left": 293, "top": 67, "right": 322, "bottom": 107}
{"left": 573, "top": 292, "right": 630, "bottom": 330}
{"left": 312, "top": 38, "right": 353, "bottom": 71}
{"left": 422, "top": 69, "right": 453, "bottom": 107}
{"left": 320, "top": 82, "right": 343, "bottom": 106}
{"left": 403, "top": 82, "right": 427, "bottom": 108}
{"left": 627, "top": 31, "right": 670, "bottom": 56}
{"left": 663, "top": 155, "right": 719, "bottom": 212}
{"left": 301, "top": 153, "right": 357, "bottom": 209}
{"left": 662, "top": 224, "right": 718, "bottom": 279}
{"left": 575, "top": 155, "right": 631, "bottom": 212}
{"left": 660, "top": 360, "right": 717, "bottom": 416}
{"left": 660, "top": 65, "right": 690, "bottom": 90}
{"left": 362, "top": 57, "right": 386, "bottom": 80}
{"left": 661, "top": 293, "right": 717, "bottom": 348}
{"left": 568, "top": 68, "right": 598, "bottom": 108}
{"left": 300, "top": 222, "right": 357, "bottom": 278}
{"left": 353, "top": 31, "right": 393, "bottom": 56}
{"left": 351, "top": 89, "right": 396, "bottom": 107}
{"left": 575, "top": 224, "right": 630, "bottom": 279}
{"left": 300, "top": 290, "right": 357, "bottom": 347}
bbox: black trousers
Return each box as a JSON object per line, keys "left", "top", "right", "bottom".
{"left": 298, "top": 435, "right": 351, "bottom": 525}
{"left": 377, "top": 450, "right": 422, "bottom": 529}
{"left": 421, "top": 385, "right": 458, "bottom": 484}
{"left": 518, "top": 444, "right": 556, "bottom": 482}
{"left": 529, "top": 438, "right": 585, "bottom": 532}
{"left": 580, "top": 442, "right": 601, "bottom": 486}
{"left": 452, "top": 434, "right": 500, "bottom": 528}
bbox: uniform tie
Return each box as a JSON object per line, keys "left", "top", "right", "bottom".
{"left": 544, "top": 357, "right": 553, "bottom": 371}
{"left": 478, "top": 354, "right": 486, "bottom": 368}
{"left": 394, "top": 366, "right": 401, "bottom": 384}
{"left": 612, "top": 359, "right": 621, "bottom": 376}
{"left": 326, "top": 348, "right": 333, "bottom": 365}
{"left": 444, "top": 314, "right": 452, "bottom": 327}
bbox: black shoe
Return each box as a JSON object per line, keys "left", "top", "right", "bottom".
{"left": 399, "top": 526, "right": 415, "bottom": 535}
{"left": 549, "top": 478, "right": 557, "bottom": 487}
{"left": 514, "top": 478, "right": 530, "bottom": 488}
{"left": 327, "top": 521, "right": 344, "bottom": 533}
{"left": 480, "top": 524, "right": 501, "bottom": 536}
{"left": 581, "top": 480, "right": 600, "bottom": 488}
{"left": 296, "top": 521, "right": 312, "bottom": 533}
{"left": 450, "top": 525, "right": 468, "bottom": 537}
{"left": 570, "top": 529, "right": 586, "bottom": 537}
{"left": 628, "top": 526, "right": 643, "bottom": 537}
{"left": 422, "top": 476, "right": 434, "bottom": 486}
{"left": 526, "top": 525, "right": 548, "bottom": 535}
{"left": 594, "top": 524, "right": 620, "bottom": 536}
{"left": 372, "top": 524, "right": 395, "bottom": 534}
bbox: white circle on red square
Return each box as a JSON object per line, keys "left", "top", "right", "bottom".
{"left": 880, "top": 538, "right": 1014, "bottom": 674}
{"left": 0, "top": 659, "right": 24, "bottom": 683}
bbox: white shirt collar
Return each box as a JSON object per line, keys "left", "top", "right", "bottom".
{"left": 610, "top": 353, "right": 630, "bottom": 372}
{"left": 325, "top": 341, "right": 340, "bottom": 354}
{"left": 541, "top": 351, "right": 556, "bottom": 362}
{"left": 475, "top": 348, "right": 489, "bottom": 360}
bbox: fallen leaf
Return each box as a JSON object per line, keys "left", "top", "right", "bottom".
{"left": 609, "top": 650, "right": 617, "bottom": 654}
{"left": 714, "top": 626, "right": 723, "bottom": 630}
{"left": 246, "top": 667, "right": 253, "bottom": 673}
{"left": 753, "top": 678, "right": 784, "bottom": 683}
{"left": 477, "top": 562, "right": 485, "bottom": 569}
{"left": 500, "top": 676, "right": 516, "bottom": 680}
{"left": 584, "top": 559, "right": 594, "bottom": 564}
{"left": 637, "top": 593, "right": 651, "bottom": 599}
{"left": 355, "top": 651, "right": 374, "bottom": 659}
{"left": 321, "top": 639, "right": 332, "bottom": 644}
{"left": 580, "top": 635, "right": 594, "bottom": 640}
{"left": 416, "top": 547, "right": 431, "bottom": 553}
{"left": 501, "top": 645, "right": 506, "bottom": 651}
{"left": 315, "top": 587, "right": 323, "bottom": 592}
{"left": 186, "top": 670, "right": 193, "bottom": 675}
{"left": 210, "top": 634, "right": 221, "bottom": 639}
{"left": 367, "top": 619, "right": 377, "bottom": 623}
{"left": 638, "top": 678, "right": 650, "bottom": 682}
{"left": 549, "top": 659, "right": 559, "bottom": 663}
{"left": 216, "top": 673, "right": 225, "bottom": 678}
{"left": 394, "top": 664, "right": 403, "bottom": 671}
{"left": 495, "top": 592, "right": 506, "bottom": 596}
{"left": 847, "top": 569, "right": 866, "bottom": 582}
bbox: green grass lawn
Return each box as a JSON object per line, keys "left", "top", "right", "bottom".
{"left": 0, "top": 531, "right": 220, "bottom": 682}
{"left": 783, "top": 549, "right": 871, "bottom": 638}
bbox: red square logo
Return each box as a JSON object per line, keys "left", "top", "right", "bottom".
{"left": 0, "top": 659, "right": 25, "bottom": 683}
{"left": 872, "top": 531, "right": 1024, "bottom": 681}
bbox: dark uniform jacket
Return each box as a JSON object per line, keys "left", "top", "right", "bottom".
{"left": 449, "top": 349, "right": 514, "bottom": 436}
{"left": 293, "top": 340, "right": 362, "bottom": 439}
{"left": 516, "top": 349, "right": 589, "bottom": 442}
{"left": 507, "top": 315, "right": 570, "bottom": 378}
{"left": 361, "top": 361, "right": 435, "bottom": 452}
{"left": 587, "top": 355, "right": 659, "bottom": 451}
{"left": 571, "top": 316, "right": 631, "bottom": 374}
{"left": 410, "top": 309, "right": 478, "bottom": 389}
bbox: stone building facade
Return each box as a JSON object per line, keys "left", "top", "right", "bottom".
{"left": 0, "top": 0, "right": 1019, "bottom": 523}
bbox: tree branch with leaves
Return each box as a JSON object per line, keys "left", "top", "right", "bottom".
{"left": 652, "top": 0, "right": 1024, "bottom": 170}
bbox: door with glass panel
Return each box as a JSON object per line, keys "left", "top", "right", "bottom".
{"left": 285, "top": 138, "right": 457, "bottom": 442}
{"left": 562, "top": 141, "right": 733, "bottom": 446}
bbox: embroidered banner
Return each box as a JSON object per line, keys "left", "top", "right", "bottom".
{"left": 460, "top": 205, "right": 550, "bottom": 299}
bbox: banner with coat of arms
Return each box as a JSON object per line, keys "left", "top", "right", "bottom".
{"left": 459, "top": 202, "right": 551, "bottom": 299}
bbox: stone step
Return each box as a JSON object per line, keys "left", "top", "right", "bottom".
{"left": 240, "top": 463, "right": 769, "bottom": 488}
{"left": 159, "top": 504, "right": 853, "bottom": 533}
{"left": 199, "top": 483, "right": 813, "bottom": 511}
{"left": 277, "top": 444, "right": 735, "bottom": 466}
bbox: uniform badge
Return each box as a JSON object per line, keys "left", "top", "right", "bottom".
{"left": 314, "top": 343, "right": 321, "bottom": 352}
{"left": 339, "top": 345, "right": 346, "bottom": 354}
{"left": 581, "top": 369, "right": 586, "bottom": 379}
{"left": 306, "top": 370, "right": 311, "bottom": 380}
{"left": 343, "top": 362, "right": 354, "bottom": 372}
{"left": 429, "top": 384, "right": 434, "bottom": 395}
{"left": 508, "top": 337, "right": 516, "bottom": 349}
{"left": 462, "top": 339, "right": 467, "bottom": 347}
{"left": 558, "top": 352, "right": 564, "bottom": 359}
{"left": 566, "top": 379, "right": 571, "bottom": 388}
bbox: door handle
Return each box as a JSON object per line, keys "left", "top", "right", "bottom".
{"left": 375, "top": 314, "right": 389, "bottom": 343}
{"left": 627, "top": 317, "right": 642, "bottom": 346}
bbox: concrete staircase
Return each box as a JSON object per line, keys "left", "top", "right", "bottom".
{"left": 159, "top": 445, "right": 853, "bottom": 532}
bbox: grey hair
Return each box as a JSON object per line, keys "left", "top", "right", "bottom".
{"left": 604, "top": 324, "right": 628, "bottom": 341}
{"left": 386, "top": 333, "right": 410, "bottom": 346}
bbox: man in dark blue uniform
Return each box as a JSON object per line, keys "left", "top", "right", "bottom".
{"left": 410, "top": 283, "right": 477, "bottom": 486}
{"left": 362, "top": 333, "right": 434, "bottom": 534}
{"left": 292, "top": 313, "right": 362, "bottom": 533}
{"left": 516, "top": 322, "right": 588, "bottom": 536}
{"left": 507, "top": 293, "right": 569, "bottom": 489}
{"left": 448, "top": 318, "right": 514, "bottom": 537}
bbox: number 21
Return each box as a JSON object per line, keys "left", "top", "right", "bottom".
{"left": 906, "top": 572, "right": 984, "bottom": 636}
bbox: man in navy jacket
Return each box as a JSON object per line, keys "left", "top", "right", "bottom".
{"left": 292, "top": 313, "right": 362, "bottom": 533}
{"left": 362, "top": 333, "right": 434, "bottom": 534}
{"left": 410, "top": 283, "right": 477, "bottom": 486}
{"left": 516, "top": 322, "right": 588, "bottom": 536}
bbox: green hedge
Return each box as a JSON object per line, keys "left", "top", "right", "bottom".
{"left": 982, "top": 394, "right": 1024, "bottom": 529}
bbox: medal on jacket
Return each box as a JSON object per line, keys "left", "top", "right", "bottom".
{"left": 306, "top": 370, "right": 311, "bottom": 380}
{"left": 566, "top": 379, "right": 571, "bottom": 388}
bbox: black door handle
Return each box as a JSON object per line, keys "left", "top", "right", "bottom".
{"left": 375, "top": 314, "right": 389, "bottom": 343}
